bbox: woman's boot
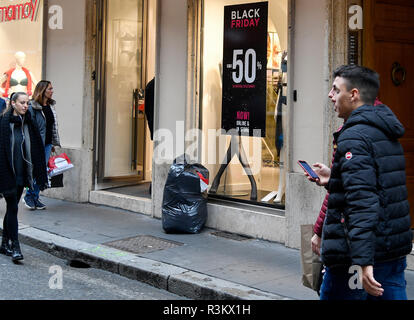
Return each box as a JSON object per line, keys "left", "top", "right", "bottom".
{"left": 0, "top": 236, "right": 12, "bottom": 256}
{"left": 11, "top": 240, "right": 23, "bottom": 262}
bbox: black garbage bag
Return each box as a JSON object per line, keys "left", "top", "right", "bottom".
{"left": 162, "top": 154, "right": 209, "bottom": 234}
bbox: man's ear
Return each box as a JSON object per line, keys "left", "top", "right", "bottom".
{"left": 350, "top": 88, "right": 361, "bottom": 103}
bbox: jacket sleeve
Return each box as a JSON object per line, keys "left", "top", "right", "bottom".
{"left": 50, "top": 105, "right": 61, "bottom": 147}
{"left": 339, "top": 130, "right": 379, "bottom": 266}
{"left": 28, "top": 105, "right": 46, "bottom": 147}
{"left": 314, "top": 192, "right": 329, "bottom": 237}
{"left": 314, "top": 132, "right": 338, "bottom": 237}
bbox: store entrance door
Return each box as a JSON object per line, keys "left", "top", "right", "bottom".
{"left": 95, "top": 0, "right": 148, "bottom": 189}
{"left": 363, "top": 0, "right": 414, "bottom": 227}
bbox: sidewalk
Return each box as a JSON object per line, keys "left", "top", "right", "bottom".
{"left": 1, "top": 197, "right": 413, "bottom": 300}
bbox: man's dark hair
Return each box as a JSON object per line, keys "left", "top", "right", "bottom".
{"left": 333, "top": 65, "right": 380, "bottom": 105}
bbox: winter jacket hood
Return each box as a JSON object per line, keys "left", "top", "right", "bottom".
{"left": 343, "top": 104, "right": 405, "bottom": 140}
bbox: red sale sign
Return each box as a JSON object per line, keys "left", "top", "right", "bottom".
{"left": 0, "top": 0, "right": 40, "bottom": 23}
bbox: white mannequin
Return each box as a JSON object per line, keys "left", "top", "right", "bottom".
{"left": 0, "top": 51, "right": 37, "bottom": 97}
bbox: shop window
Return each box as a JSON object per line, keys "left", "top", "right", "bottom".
{"left": 0, "top": 0, "right": 44, "bottom": 99}
{"left": 201, "top": 0, "right": 288, "bottom": 207}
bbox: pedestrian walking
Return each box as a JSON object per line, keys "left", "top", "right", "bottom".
{"left": 307, "top": 65, "right": 412, "bottom": 300}
{"left": 0, "top": 92, "right": 48, "bottom": 262}
{"left": 23, "top": 80, "right": 60, "bottom": 210}
{"left": 311, "top": 99, "right": 381, "bottom": 256}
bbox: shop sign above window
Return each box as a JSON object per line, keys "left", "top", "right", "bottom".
{"left": 0, "top": 0, "right": 40, "bottom": 23}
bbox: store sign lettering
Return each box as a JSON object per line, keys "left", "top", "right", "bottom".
{"left": 0, "top": 0, "right": 39, "bottom": 23}
{"left": 231, "top": 8, "right": 261, "bottom": 28}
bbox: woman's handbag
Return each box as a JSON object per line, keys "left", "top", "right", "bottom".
{"left": 50, "top": 174, "right": 64, "bottom": 188}
{"left": 300, "top": 224, "right": 324, "bottom": 295}
{"left": 48, "top": 152, "right": 74, "bottom": 177}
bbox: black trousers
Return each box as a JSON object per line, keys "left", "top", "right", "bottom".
{"left": 3, "top": 186, "right": 24, "bottom": 241}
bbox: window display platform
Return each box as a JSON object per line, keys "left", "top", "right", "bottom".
{"left": 208, "top": 189, "right": 285, "bottom": 210}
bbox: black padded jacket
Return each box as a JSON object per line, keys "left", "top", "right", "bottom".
{"left": 321, "top": 104, "right": 412, "bottom": 268}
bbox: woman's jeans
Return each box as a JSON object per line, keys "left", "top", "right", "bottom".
{"left": 3, "top": 186, "right": 24, "bottom": 241}
{"left": 320, "top": 257, "right": 408, "bottom": 300}
{"left": 24, "top": 144, "right": 52, "bottom": 201}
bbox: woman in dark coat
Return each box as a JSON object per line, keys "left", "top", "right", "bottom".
{"left": 0, "top": 92, "right": 47, "bottom": 262}
{"left": 24, "top": 80, "right": 60, "bottom": 210}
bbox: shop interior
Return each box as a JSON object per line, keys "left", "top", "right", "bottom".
{"left": 95, "top": 0, "right": 156, "bottom": 198}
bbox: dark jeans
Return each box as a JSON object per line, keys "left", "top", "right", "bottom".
{"left": 320, "top": 265, "right": 367, "bottom": 300}
{"left": 25, "top": 143, "right": 52, "bottom": 202}
{"left": 368, "top": 257, "right": 408, "bottom": 300}
{"left": 3, "top": 186, "right": 24, "bottom": 241}
{"left": 320, "top": 257, "right": 408, "bottom": 300}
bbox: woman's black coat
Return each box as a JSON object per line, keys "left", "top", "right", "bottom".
{"left": 0, "top": 108, "right": 48, "bottom": 196}
{"left": 321, "top": 104, "right": 413, "bottom": 268}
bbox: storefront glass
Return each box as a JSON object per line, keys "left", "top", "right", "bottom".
{"left": 201, "top": 0, "right": 288, "bottom": 207}
{"left": 103, "top": 0, "right": 145, "bottom": 178}
{"left": 0, "top": 0, "right": 44, "bottom": 99}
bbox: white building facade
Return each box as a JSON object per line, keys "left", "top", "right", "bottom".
{"left": 3, "top": 0, "right": 411, "bottom": 250}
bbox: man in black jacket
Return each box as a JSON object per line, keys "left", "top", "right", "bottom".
{"left": 311, "top": 65, "right": 412, "bottom": 300}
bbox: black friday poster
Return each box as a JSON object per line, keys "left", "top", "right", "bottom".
{"left": 222, "top": 1, "right": 268, "bottom": 137}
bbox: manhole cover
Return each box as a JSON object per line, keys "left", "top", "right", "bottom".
{"left": 104, "top": 235, "right": 184, "bottom": 254}
{"left": 210, "top": 231, "right": 252, "bottom": 241}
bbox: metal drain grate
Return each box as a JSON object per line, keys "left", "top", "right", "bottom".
{"left": 104, "top": 235, "right": 184, "bottom": 254}
{"left": 210, "top": 231, "right": 252, "bottom": 241}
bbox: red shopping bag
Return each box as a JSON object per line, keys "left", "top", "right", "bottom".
{"left": 48, "top": 153, "right": 74, "bottom": 177}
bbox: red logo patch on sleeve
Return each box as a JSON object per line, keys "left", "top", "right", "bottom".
{"left": 345, "top": 152, "right": 353, "bottom": 160}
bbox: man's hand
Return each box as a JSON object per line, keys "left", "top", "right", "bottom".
{"left": 361, "top": 265, "right": 383, "bottom": 297}
{"left": 311, "top": 163, "right": 331, "bottom": 186}
{"left": 311, "top": 234, "right": 321, "bottom": 256}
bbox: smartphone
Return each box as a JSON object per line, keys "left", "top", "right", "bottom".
{"left": 297, "top": 160, "right": 319, "bottom": 180}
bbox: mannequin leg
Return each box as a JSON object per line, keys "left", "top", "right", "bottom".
{"left": 209, "top": 139, "right": 235, "bottom": 194}
{"left": 237, "top": 136, "right": 258, "bottom": 200}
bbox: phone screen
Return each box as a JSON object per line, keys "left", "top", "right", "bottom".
{"left": 298, "top": 161, "right": 319, "bottom": 180}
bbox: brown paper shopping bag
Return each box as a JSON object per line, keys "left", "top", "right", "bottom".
{"left": 300, "top": 224, "right": 324, "bottom": 294}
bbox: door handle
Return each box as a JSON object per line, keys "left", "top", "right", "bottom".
{"left": 391, "top": 62, "right": 406, "bottom": 87}
{"left": 131, "top": 89, "right": 139, "bottom": 170}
